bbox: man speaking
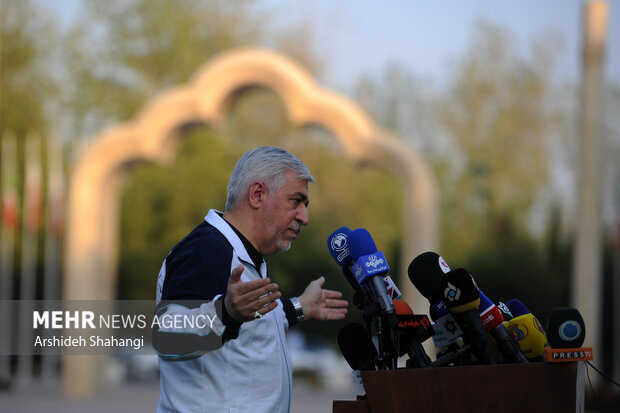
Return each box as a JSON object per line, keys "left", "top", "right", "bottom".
{"left": 155, "top": 146, "right": 348, "bottom": 412}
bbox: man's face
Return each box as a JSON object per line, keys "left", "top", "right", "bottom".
{"left": 258, "top": 170, "right": 309, "bottom": 256}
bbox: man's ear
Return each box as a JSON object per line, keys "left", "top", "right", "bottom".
{"left": 248, "top": 181, "right": 266, "bottom": 209}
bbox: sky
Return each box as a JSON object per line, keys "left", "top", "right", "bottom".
{"left": 45, "top": 0, "right": 619, "bottom": 94}
{"left": 263, "top": 0, "right": 619, "bottom": 93}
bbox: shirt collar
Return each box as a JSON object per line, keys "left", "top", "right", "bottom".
{"left": 204, "top": 209, "right": 264, "bottom": 271}
{"left": 223, "top": 218, "right": 264, "bottom": 270}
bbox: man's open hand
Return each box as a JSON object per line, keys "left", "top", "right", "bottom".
{"left": 298, "top": 277, "right": 348, "bottom": 321}
{"left": 224, "top": 265, "right": 281, "bottom": 322}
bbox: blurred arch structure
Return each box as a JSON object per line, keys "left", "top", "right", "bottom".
{"left": 64, "top": 47, "right": 438, "bottom": 397}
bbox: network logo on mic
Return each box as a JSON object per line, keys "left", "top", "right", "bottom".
{"left": 558, "top": 321, "right": 582, "bottom": 342}
{"left": 508, "top": 317, "right": 544, "bottom": 341}
{"left": 352, "top": 251, "right": 389, "bottom": 283}
{"left": 438, "top": 256, "right": 451, "bottom": 273}
{"left": 365, "top": 255, "right": 386, "bottom": 269}
{"left": 329, "top": 231, "right": 349, "bottom": 263}
{"left": 443, "top": 282, "right": 461, "bottom": 302}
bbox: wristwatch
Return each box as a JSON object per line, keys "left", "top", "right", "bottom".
{"left": 290, "top": 297, "right": 304, "bottom": 323}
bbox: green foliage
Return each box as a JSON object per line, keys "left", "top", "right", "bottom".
{"left": 118, "top": 128, "right": 240, "bottom": 298}
{"left": 437, "top": 21, "right": 563, "bottom": 263}
{"left": 459, "top": 220, "right": 571, "bottom": 324}
{"left": 0, "top": 0, "right": 58, "bottom": 139}
{"left": 62, "top": 0, "right": 267, "bottom": 137}
{"left": 350, "top": 19, "right": 575, "bottom": 317}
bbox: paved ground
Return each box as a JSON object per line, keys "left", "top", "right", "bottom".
{"left": 0, "top": 381, "right": 360, "bottom": 413}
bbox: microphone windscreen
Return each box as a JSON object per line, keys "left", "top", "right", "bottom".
{"left": 505, "top": 299, "right": 530, "bottom": 317}
{"left": 546, "top": 307, "right": 586, "bottom": 348}
{"left": 327, "top": 227, "right": 353, "bottom": 268}
{"left": 337, "top": 323, "right": 377, "bottom": 371}
{"left": 348, "top": 228, "right": 378, "bottom": 261}
{"left": 440, "top": 268, "right": 480, "bottom": 313}
{"left": 393, "top": 299, "right": 414, "bottom": 315}
{"left": 407, "top": 251, "right": 451, "bottom": 303}
{"left": 507, "top": 314, "right": 547, "bottom": 359}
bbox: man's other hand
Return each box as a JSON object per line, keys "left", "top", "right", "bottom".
{"left": 299, "top": 277, "right": 348, "bottom": 321}
{"left": 225, "top": 265, "right": 281, "bottom": 322}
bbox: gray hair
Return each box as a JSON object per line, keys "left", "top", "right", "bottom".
{"left": 225, "top": 146, "right": 314, "bottom": 211}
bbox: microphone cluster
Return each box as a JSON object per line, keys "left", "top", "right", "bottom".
{"left": 327, "top": 228, "right": 592, "bottom": 376}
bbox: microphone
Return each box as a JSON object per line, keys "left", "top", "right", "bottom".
{"left": 327, "top": 226, "right": 361, "bottom": 291}
{"left": 440, "top": 268, "right": 497, "bottom": 364}
{"left": 337, "top": 323, "right": 378, "bottom": 395}
{"left": 478, "top": 291, "right": 528, "bottom": 363}
{"left": 407, "top": 252, "right": 465, "bottom": 357}
{"left": 507, "top": 314, "right": 548, "bottom": 361}
{"left": 428, "top": 299, "right": 464, "bottom": 348}
{"left": 504, "top": 299, "right": 531, "bottom": 318}
{"left": 348, "top": 228, "right": 396, "bottom": 326}
{"left": 543, "top": 307, "right": 593, "bottom": 362}
{"left": 337, "top": 323, "right": 378, "bottom": 372}
{"left": 408, "top": 251, "right": 451, "bottom": 303}
{"left": 501, "top": 299, "right": 547, "bottom": 361}
{"left": 327, "top": 226, "right": 402, "bottom": 299}
{"left": 546, "top": 307, "right": 585, "bottom": 348}
{"left": 392, "top": 300, "right": 433, "bottom": 368}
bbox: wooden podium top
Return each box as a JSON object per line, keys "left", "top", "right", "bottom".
{"left": 334, "top": 362, "right": 584, "bottom": 413}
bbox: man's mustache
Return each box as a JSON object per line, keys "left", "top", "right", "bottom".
{"left": 288, "top": 223, "right": 301, "bottom": 235}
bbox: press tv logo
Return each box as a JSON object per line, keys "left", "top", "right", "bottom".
{"left": 544, "top": 347, "right": 593, "bottom": 362}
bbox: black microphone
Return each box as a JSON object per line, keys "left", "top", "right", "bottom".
{"left": 337, "top": 323, "right": 378, "bottom": 372}
{"left": 407, "top": 252, "right": 466, "bottom": 363}
{"left": 440, "top": 268, "right": 498, "bottom": 364}
{"left": 408, "top": 251, "right": 452, "bottom": 304}
{"left": 546, "top": 307, "right": 586, "bottom": 348}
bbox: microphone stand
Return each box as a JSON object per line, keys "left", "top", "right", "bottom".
{"left": 355, "top": 286, "right": 396, "bottom": 370}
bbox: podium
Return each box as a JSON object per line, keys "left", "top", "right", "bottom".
{"left": 333, "top": 362, "right": 584, "bottom": 413}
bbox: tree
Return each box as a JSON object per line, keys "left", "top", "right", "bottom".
{"left": 347, "top": 19, "right": 573, "bottom": 320}
{"left": 437, "top": 20, "right": 564, "bottom": 262}
{"left": 60, "top": 0, "right": 267, "bottom": 139}
{"left": 1, "top": 0, "right": 58, "bottom": 139}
